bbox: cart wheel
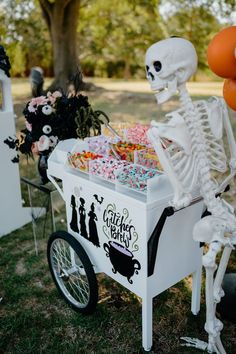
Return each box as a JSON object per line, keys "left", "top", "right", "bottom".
{"left": 47, "top": 231, "right": 98, "bottom": 314}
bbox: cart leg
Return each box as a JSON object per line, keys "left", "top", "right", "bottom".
{"left": 191, "top": 266, "right": 202, "bottom": 315}
{"left": 142, "top": 297, "right": 153, "bottom": 352}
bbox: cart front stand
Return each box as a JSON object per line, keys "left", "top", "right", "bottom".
{"left": 191, "top": 266, "right": 202, "bottom": 315}
{"left": 142, "top": 296, "right": 153, "bottom": 352}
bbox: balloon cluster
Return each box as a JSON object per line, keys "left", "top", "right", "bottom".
{"left": 207, "top": 26, "right": 236, "bottom": 111}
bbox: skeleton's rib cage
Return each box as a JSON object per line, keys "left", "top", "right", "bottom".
{"left": 149, "top": 97, "right": 229, "bottom": 204}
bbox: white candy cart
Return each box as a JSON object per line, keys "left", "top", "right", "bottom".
{"left": 47, "top": 138, "right": 204, "bottom": 352}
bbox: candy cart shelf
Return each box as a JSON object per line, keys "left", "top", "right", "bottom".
{"left": 47, "top": 139, "right": 204, "bottom": 352}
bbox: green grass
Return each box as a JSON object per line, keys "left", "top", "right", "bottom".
{"left": 0, "top": 79, "right": 236, "bottom": 353}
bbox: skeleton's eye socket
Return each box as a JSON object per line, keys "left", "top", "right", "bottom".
{"left": 146, "top": 65, "right": 149, "bottom": 72}
{"left": 153, "top": 61, "right": 162, "bottom": 72}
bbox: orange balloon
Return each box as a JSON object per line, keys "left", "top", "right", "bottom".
{"left": 207, "top": 26, "right": 236, "bottom": 79}
{"left": 223, "top": 79, "right": 236, "bottom": 110}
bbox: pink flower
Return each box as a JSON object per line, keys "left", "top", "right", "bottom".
{"left": 52, "top": 91, "right": 62, "bottom": 99}
{"left": 25, "top": 120, "right": 32, "bottom": 132}
{"left": 28, "top": 96, "right": 48, "bottom": 113}
{"left": 36, "top": 135, "right": 58, "bottom": 152}
{"left": 37, "top": 135, "right": 51, "bottom": 151}
{"left": 47, "top": 91, "right": 62, "bottom": 105}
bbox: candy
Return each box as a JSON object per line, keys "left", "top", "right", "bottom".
{"left": 89, "top": 157, "right": 130, "bottom": 181}
{"left": 125, "top": 123, "right": 151, "bottom": 146}
{"left": 134, "top": 148, "right": 162, "bottom": 170}
{"left": 110, "top": 141, "right": 145, "bottom": 162}
{"left": 67, "top": 151, "right": 103, "bottom": 172}
{"left": 85, "top": 135, "right": 120, "bottom": 155}
{"left": 117, "top": 164, "right": 159, "bottom": 192}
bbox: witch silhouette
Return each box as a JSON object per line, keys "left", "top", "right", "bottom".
{"left": 88, "top": 202, "right": 100, "bottom": 247}
{"left": 79, "top": 197, "right": 88, "bottom": 238}
{"left": 69, "top": 195, "right": 79, "bottom": 233}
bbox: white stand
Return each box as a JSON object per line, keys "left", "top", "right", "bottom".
{"left": 0, "top": 69, "right": 32, "bottom": 237}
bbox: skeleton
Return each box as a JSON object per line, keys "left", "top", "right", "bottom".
{"left": 145, "top": 37, "right": 236, "bottom": 354}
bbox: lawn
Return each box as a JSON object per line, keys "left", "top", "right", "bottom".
{"left": 0, "top": 79, "right": 236, "bottom": 354}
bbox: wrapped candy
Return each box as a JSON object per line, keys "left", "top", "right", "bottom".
{"left": 89, "top": 157, "right": 130, "bottom": 181}
{"left": 124, "top": 123, "right": 150, "bottom": 146}
{"left": 85, "top": 135, "right": 120, "bottom": 155}
{"left": 116, "top": 164, "right": 159, "bottom": 192}
{"left": 110, "top": 141, "right": 145, "bottom": 162}
{"left": 134, "top": 148, "right": 162, "bottom": 170}
{"left": 67, "top": 151, "right": 103, "bottom": 172}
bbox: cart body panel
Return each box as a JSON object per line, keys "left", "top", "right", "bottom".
{"left": 47, "top": 141, "right": 204, "bottom": 299}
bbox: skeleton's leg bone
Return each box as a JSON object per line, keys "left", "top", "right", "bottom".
{"left": 215, "top": 335, "right": 227, "bottom": 354}
{"left": 213, "top": 245, "right": 233, "bottom": 303}
{"left": 203, "top": 241, "right": 228, "bottom": 354}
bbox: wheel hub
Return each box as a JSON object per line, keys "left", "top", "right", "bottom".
{"left": 59, "top": 268, "right": 69, "bottom": 281}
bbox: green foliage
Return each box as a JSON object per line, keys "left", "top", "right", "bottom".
{"left": 160, "top": 0, "right": 235, "bottom": 72}
{"left": 0, "top": 0, "right": 52, "bottom": 76}
{"left": 75, "top": 108, "right": 109, "bottom": 139}
{"left": 79, "top": 0, "right": 166, "bottom": 79}
{"left": 0, "top": 0, "right": 235, "bottom": 78}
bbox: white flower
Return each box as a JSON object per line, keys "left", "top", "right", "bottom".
{"left": 52, "top": 91, "right": 62, "bottom": 98}
{"left": 49, "top": 136, "right": 58, "bottom": 147}
{"left": 42, "top": 105, "right": 53, "bottom": 115}
{"left": 42, "top": 125, "right": 52, "bottom": 134}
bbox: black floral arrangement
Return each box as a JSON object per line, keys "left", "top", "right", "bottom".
{"left": 4, "top": 90, "right": 108, "bottom": 162}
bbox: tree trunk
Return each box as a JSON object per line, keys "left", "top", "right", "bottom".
{"left": 124, "top": 60, "right": 131, "bottom": 80}
{"left": 39, "top": 0, "right": 82, "bottom": 92}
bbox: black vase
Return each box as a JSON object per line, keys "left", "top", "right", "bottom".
{"left": 38, "top": 152, "right": 49, "bottom": 184}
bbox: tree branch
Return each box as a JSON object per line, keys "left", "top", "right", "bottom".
{"left": 39, "top": 0, "right": 52, "bottom": 31}
{"left": 62, "top": 0, "right": 73, "bottom": 9}
{"left": 39, "top": 0, "right": 52, "bottom": 15}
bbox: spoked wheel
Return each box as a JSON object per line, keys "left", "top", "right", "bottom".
{"left": 47, "top": 231, "right": 98, "bottom": 314}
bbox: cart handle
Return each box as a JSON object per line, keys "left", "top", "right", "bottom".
{"left": 47, "top": 174, "right": 65, "bottom": 200}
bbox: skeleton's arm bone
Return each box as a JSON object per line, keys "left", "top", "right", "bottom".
{"left": 217, "top": 100, "right": 236, "bottom": 193}
{"left": 148, "top": 127, "right": 191, "bottom": 209}
{"left": 222, "top": 100, "right": 236, "bottom": 167}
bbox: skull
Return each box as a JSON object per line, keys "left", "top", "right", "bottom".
{"left": 145, "top": 38, "right": 198, "bottom": 104}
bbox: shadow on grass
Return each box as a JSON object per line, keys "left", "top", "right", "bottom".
{"left": 1, "top": 222, "right": 235, "bottom": 353}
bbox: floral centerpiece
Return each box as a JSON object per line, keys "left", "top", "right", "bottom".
{"left": 4, "top": 90, "right": 109, "bottom": 183}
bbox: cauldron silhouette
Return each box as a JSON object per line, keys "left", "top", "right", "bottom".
{"left": 103, "top": 241, "right": 141, "bottom": 283}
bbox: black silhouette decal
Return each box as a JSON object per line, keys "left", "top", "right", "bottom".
{"left": 88, "top": 202, "right": 100, "bottom": 247}
{"left": 79, "top": 197, "right": 88, "bottom": 239}
{"left": 103, "top": 241, "right": 141, "bottom": 284}
{"left": 70, "top": 195, "right": 79, "bottom": 233}
{"left": 93, "top": 194, "right": 104, "bottom": 204}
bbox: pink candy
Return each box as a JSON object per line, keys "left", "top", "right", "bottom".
{"left": 89, "top": 157, "right": 130, "bottom": 181}
{"left": 85, "top": 135, "right": 120, "bottom": 155}
{"left": 125, "top": 124, "right": 150, "bottom": 146}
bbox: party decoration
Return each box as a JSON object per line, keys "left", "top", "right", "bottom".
{"left": 207, "top": 26, "right": 236, "bottom": 79}
{"left": 223, "top": 78, "right": 236, "bottom": 111}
